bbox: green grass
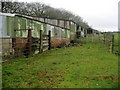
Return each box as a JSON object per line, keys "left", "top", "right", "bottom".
{"left": 2, "top": 43, "right": 118, "bottom": 88}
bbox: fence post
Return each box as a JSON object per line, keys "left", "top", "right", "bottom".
{"left": 39, "top": 30, "right": 43, "bottom": 53}
{"left": 13, "top": 30, "right": 17, "bottom": 57}
{"left": 28, "top": 29, "right": 32, "bottom": 56}
{"left": 103, "top": 33, "right": 105, "bottom": 44}
{"left": 48, "top": 30, "right": 51, "bottom": 50}
{"left": 112, "top": 34, "right": 114, "bottom": 53}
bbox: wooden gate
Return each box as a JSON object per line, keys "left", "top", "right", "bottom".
{"left": 12, "top": 29, "right": 41, "bottom": 58}
{"left": 12, "top": 29, "right": 51, "bottom": 58}
{"left": 43, "top": 31, "right": 51, "bottom": 51}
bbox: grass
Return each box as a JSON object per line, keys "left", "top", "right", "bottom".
{"left": 2, "top": 43, "right": 118, "bottom": 88}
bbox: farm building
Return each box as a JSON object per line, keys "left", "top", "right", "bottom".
{"left": 86, "top": 28, "right": 100, "bottom": 35}
{"left": 0, "top": 13, "right": 78, "bottom": 58}
{"left": 76, "top": 25, "right": 85, "bottom": 38}
{"left": 0, "top": 12, "right": 100, "bottom": 59}
{"left": 32, "top": 16, "right": 77, "bottom": 40}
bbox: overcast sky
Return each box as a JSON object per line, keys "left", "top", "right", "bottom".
{"left": 18, "top": 0, "right": 118, "bottom": 32}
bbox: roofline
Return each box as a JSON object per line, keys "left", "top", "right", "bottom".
{"left": 31, "top": 16, "right": 90, "bottom": 28}
{"left": 0, "top": 13, "right": 70, "bottom": 30}
{"left": 0, "top": 12, "right": 15, "bottom": 17}
{"left": 0, "top": 13, "right": 91, "bottom": 30}
{"left": 15, "top": 14, "right": 71, "bottom": 30}
{"left": 28, "top": 16, "right": 74, "bottom": 22}
{"left": 27, "top": 15, "right": 79, "bottom": 25}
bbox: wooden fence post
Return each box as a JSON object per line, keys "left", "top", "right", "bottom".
{"left": 48, "top": 30, "right": 51, "bottom": 50}
{"left": 103, "top": 33, "right": 105, "bottom": 44}
{"left": 14, "top": 29, "right": 17, "bottom": 57}
{"left": 39, "top": 30, "right": 43, "bottom": 53}
{"left": 112, "top": 34, "right": 114, "bottom": 53}
{"left": 28, "top": 29, "right": 32, "bottom": 56}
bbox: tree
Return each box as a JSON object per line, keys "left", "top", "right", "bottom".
{"left": 1, "top": 1, "right": 90, "bottom": 28}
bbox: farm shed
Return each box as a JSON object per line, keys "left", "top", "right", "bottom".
{"left": 0, "top": 13, "right": 78, "bottom": 58}
{"left": 70, "top": 21, "right": 77, "bottom": 40}
{"left": 32, "top": 16, "right": 78, "bottom": 40}
{"left": 27, "top": 16, "right": 76, "bottom": 48}
{"left": 0, "top": 13, "right": 47, "bottom": 57}
{"left": 93, "top": 29, "right": 100, "bottom": 34}
{"left": 33, "top": 17, "right": 71, "bottom": 30}
{"left": 0, "top": 13, "right": 14, "bottom": 56}
{"left": 76, "top": 25, "right": 85, "bottom": 38}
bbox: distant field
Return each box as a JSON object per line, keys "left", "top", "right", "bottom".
{"left": 2, "top": 43, "right": 118, "bottom": 88}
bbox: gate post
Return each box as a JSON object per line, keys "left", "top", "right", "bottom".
{"left": 103, "top": 33, "right": 105, "bottom": 44}
{"left": 48, "top": 30, "right": 51, "bottom": 50}
{"left": 13, "top": 29, "right": 18, "bottom": 57}
{"left": 112, "top": 34, "right": 114, "bottom": 53}
{"left": 39, "top": 30, "right": 43, "bottom": 53}
{"left": 28, "top": 29, "right": 32, "bottom": 56}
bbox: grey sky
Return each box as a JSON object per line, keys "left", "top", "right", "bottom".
{"left": 18, "top": 0, "right": 118, "bottom": 32}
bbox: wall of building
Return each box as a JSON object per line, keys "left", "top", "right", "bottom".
{"left": 0, "top": 14, "right": 78, "bottom": 57}
{"left": 0, "top": 15, "right": 9, "bottom": 37}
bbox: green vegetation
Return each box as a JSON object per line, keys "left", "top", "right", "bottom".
{"left": 2, "top": 43, "right": 118, "bottom": 88}
{"left": 113, "top": 33, "right": 119, "bottom": 55}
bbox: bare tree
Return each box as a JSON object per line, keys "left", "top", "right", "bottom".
{"left": 1, "top": 1, "right": 90, "bottom": 28}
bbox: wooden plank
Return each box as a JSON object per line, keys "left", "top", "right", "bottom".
{"left": 42, "top": 41, "right": 48, "bottom": 43}
{"left": 43, "top": 39, "right": 49, "bottom": 40}
{"left": 15, "top": 29, "right": 34, "bottom": 31}
{"left": 43, "top": 47, "right": 48, "bottom": 51}
{"left": 43, "top": 35, "right": 49, "bottom": 37}
{"left": 43, "top": 44, "right": 49, "bottom": 46}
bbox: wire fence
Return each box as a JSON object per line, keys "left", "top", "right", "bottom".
{"left": 103, "top": 32, "right": 119, "bottom": 55}
{"left": 79, "top": 34, "right": 103, "bottom": 44}
{"left": 79, "top": 32, "right": 119, "bottom": 55}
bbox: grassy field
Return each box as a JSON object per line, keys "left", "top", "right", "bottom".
{"left": 2, "top": 43, "right": 118, "bottom": 88}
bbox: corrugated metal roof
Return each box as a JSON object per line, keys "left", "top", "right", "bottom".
{"left": 0, "top": 13, "right": 71, "bottom": 30}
